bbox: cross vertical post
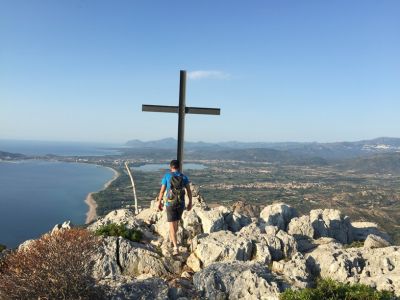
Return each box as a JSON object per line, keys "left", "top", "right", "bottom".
{"left": 177, "top": 70, "right": 186, "bottom": 171}
{"left": 142, "top": 70, "right": 221, "bottom": 171}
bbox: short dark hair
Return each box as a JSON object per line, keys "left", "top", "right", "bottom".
{"left": 170, "top": 159, "right": 180, "bottom": 169}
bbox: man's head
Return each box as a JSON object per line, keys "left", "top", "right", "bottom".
{"left": 169, "top": 159, "right": 180, "bottom": 171}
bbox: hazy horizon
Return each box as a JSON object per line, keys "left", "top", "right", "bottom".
{"left": 1, "top": 135, "right": 400, "bottom": 147}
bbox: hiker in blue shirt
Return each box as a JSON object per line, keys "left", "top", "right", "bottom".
{"left": 157, "top": 160, "right": 192, "bottom": 255}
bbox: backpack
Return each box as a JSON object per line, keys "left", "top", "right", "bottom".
{"left": 167, "top": 173, "right": 185, "bottom": 207}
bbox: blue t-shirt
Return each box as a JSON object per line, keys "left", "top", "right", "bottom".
{"left": 161, "top": 171, "right": 189, "bottom": 207}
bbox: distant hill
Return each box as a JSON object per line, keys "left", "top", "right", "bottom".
{"left": 0, "top": 151, "right": 26, "bottom": 160}
{"left": 125, "top": 137, "right": 400, "bottom": 160}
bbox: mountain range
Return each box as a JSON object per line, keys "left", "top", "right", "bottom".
{"left": 125, "top": 137, "right": 400, "bottom": 160}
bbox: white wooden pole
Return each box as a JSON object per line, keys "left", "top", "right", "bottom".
{"left": 125, "top": 161, "right": 138, "bottom": 214}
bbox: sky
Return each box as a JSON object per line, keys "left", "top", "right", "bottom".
{"left": 1, "top": 0, "right": 399, "bottom": 144}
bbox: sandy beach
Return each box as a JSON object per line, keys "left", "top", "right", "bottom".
{"left": 85, "top": 166, "right": 119, "bottom": 224}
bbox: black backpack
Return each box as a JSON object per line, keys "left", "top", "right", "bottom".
{"left": 168, "top": 173, "right": 185, "bottom": 207}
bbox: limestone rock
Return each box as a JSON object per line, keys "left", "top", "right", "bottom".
{"left": 351, "top": 221, "right": 391, "bottom": 242}
{"left": 92, "top": 236, "right": 122, "bottom": 279}
{"left": 287, "top": 215, "right": 314, "bottom": 240}
{"left": 310, "top": 209, "right": 353, "bottom": 244}
{"left": 192, "top": 231, "right": 253, "bottom": 268}
{"left": 239, "top": 223, "right": 298, "bottom": 261}
{"left": 225, "top": 211, "right": 252, "bottom": 232}
{"left": 186, "top": 253, "right": 202, "bottom": 272}
{"left": 356, "top": 246, "right": 400, "bottom": 296}
{"left": 276, "top": 229, "right": 298, "bottom": 259}
{"left": 51, "top": 220, "right": 72, "bottom": 234}
{"left": 232, "top": 200, "right": 261, "bottom": 218}
{"left": 88, "top": 209, "right": 139, "bottom": 231}
{"left": 168, "top": 277, "right": 199, "bottom": 299}
{"left": 136, "top": 207, "right": 163, "bottom": 225}
{"left": 181, "top": 209, "right": 203, "bottom": 241}
{"left": 260, "top": 203, "right": 298, "bottom": 231}
{"left": 193, "top": 261, "right": 287, "bottom": 300}
{"left": 17, "top": 239, "right": 36, "bottom": 251}
{"left": 305, "top": 242, "right": 364, "bottom": 283}
{"left": 92, "top": 236, "right": 175, "bottom": 281}
{"left": 305, "top": 241, "right": 400, "bottom": 296}
{"left": 102, "top": 277, "right": 170, "bottom": 300}
{"left": 194, "top": 208, "right": 227, "bottom": 234}
{"left": 364, "top": 234, "right": 391, "bottom": 249}
{"left": 118, "top": 238, "right": 172, "bottom": 278}
{"left": 272, "top": 252, "right": 312, "bottom": 288}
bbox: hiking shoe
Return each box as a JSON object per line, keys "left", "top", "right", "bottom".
{"left": 172, "top": 247, "right": 179, "bottom": 256}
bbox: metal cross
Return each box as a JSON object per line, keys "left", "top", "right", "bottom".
{"left": 142, "top": 70, "right": 221, "bottom": 171}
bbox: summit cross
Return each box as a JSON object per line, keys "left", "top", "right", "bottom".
{"left": 142, "top": 70, "right": 221, "bottom": 171}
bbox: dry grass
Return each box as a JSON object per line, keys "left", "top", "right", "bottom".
{"left": 0, "top": 228, "right": 104, "bottom": 300}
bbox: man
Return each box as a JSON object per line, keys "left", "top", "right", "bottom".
{"left": 157, "top": 160, "right": 192, "bottom": 255}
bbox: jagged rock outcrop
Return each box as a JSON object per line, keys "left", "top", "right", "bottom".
{"left": 51, "top": 220, "right": 73, "bottom": 234}
{"left": 193, "top": 261, "right": 288, "bottom": 300}
{"left": 364, "top": 233, "right": 391, "bottom": 249}
{"left": 310, "top": 209, "right": 353, "bottom": 244}
{"left": 91, "top": 236, "right": 182, "bottom": 280}
{"left": 238, "top": 222, "right": 298, "bottom": 261}
{"left": 188, "top": 231, "right": 253, "bottom": 270}
{"left": 272, "top": 252, "right": 312, "bottom": 289}
{"left": 287, "top": 215, "right": 314, "bottom": 239}
{"left": 232, "top": 200, "right": 261, "bottom": 218}
{"left": 351, "top": 221, "right": 392, "bottom": 242}
{"left": 101, "top": 277, "right": 170, "bottom": 300}
{"left": 225, "top": 211, "right": 252, "bottom": 232}
{"left": 260, "top": 203, "right": 298, "bottom": 231}
{"left": 287, "top": 208, "right": 355, "bottom": 244}
{"left": 305, "top": 240, "right": 400, "bottom": 296}
{"left": 193, "top": 207, "right": 227, "bottom": 234}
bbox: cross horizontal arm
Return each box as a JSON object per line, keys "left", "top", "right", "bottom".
{"left": 185, "top": 107, "right": 220, "bottom": 115}
{"left": 142, "top": 104, "right": 220, "bottom": 115}
{"left": 142, "top": 105, "right": 178, "bottom": 113}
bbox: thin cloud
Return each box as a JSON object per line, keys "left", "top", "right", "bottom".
{"left": 187, "top": 70, "right": 230, "bottom": 80}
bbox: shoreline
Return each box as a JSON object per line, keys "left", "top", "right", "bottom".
{"left": 85, "top": 166, "right": 119, "bottom": 224}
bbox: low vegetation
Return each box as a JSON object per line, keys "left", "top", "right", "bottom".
{"left": 344, "top": 240, "right": 365, "bottom": 249}
{"left": 0, "top": 244, "right": 5, "bottom": 252}
{"left": 280, "top": 278, "right": 398, "bottom": 300}
{"left": 95, "top": 223, "right": 143, "bottom": 242}
{"left": 0, "top": 228, "right": 104, "bottom": 299}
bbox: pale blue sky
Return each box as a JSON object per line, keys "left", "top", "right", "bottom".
{"left": 1, "top": 0, "right": 399, "bottom": 143}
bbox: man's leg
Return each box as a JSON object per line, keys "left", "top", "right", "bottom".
{"left": 173, "top": 220, "right": 179, "bottom": 234}
{"left": 169, "top": 221, "right": 178, "bottom": 248}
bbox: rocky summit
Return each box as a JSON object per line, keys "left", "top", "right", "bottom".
{"left": 2, "top": 186, "right": 399, "bottom": 299}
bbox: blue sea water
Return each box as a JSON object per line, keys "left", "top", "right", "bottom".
{"left": 0, "top": 139, "right": 121, "bottom": 156}
{"left": 0, "top": 160, "right": 114, "bottom": 248}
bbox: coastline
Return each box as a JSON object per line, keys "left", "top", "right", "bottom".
{"left": 85, "top": 166, "right": 119, "bottom": 224}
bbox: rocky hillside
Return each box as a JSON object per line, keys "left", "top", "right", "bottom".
{"left": 2, "top": 186, "right": 399, "bottom": 299}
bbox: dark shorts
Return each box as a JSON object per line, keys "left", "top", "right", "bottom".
{"left": 166, "top": 205, "right": 184, "bottom": 222}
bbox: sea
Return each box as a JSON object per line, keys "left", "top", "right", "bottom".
{"left": 0, "top": 140, "right": 119, "bottom": 248}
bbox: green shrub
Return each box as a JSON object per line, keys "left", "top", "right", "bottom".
{"left": 95, "top": 223, "right": 142, "bottom": 242}
{"left": 344, "top": 240, "right": 365, "bottom": 249}
{"left": 0, "top": 244, "right": 5, "bottom": 252}
{"left": 280, "top": 278, "right": 397, "bottom": 300}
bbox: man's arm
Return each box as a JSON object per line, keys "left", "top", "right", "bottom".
{"left": 157, "top": 184, "right": 166, "bottom": 211}
{"left": 186, "top": 184, "right": 192, "bottom": 211}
